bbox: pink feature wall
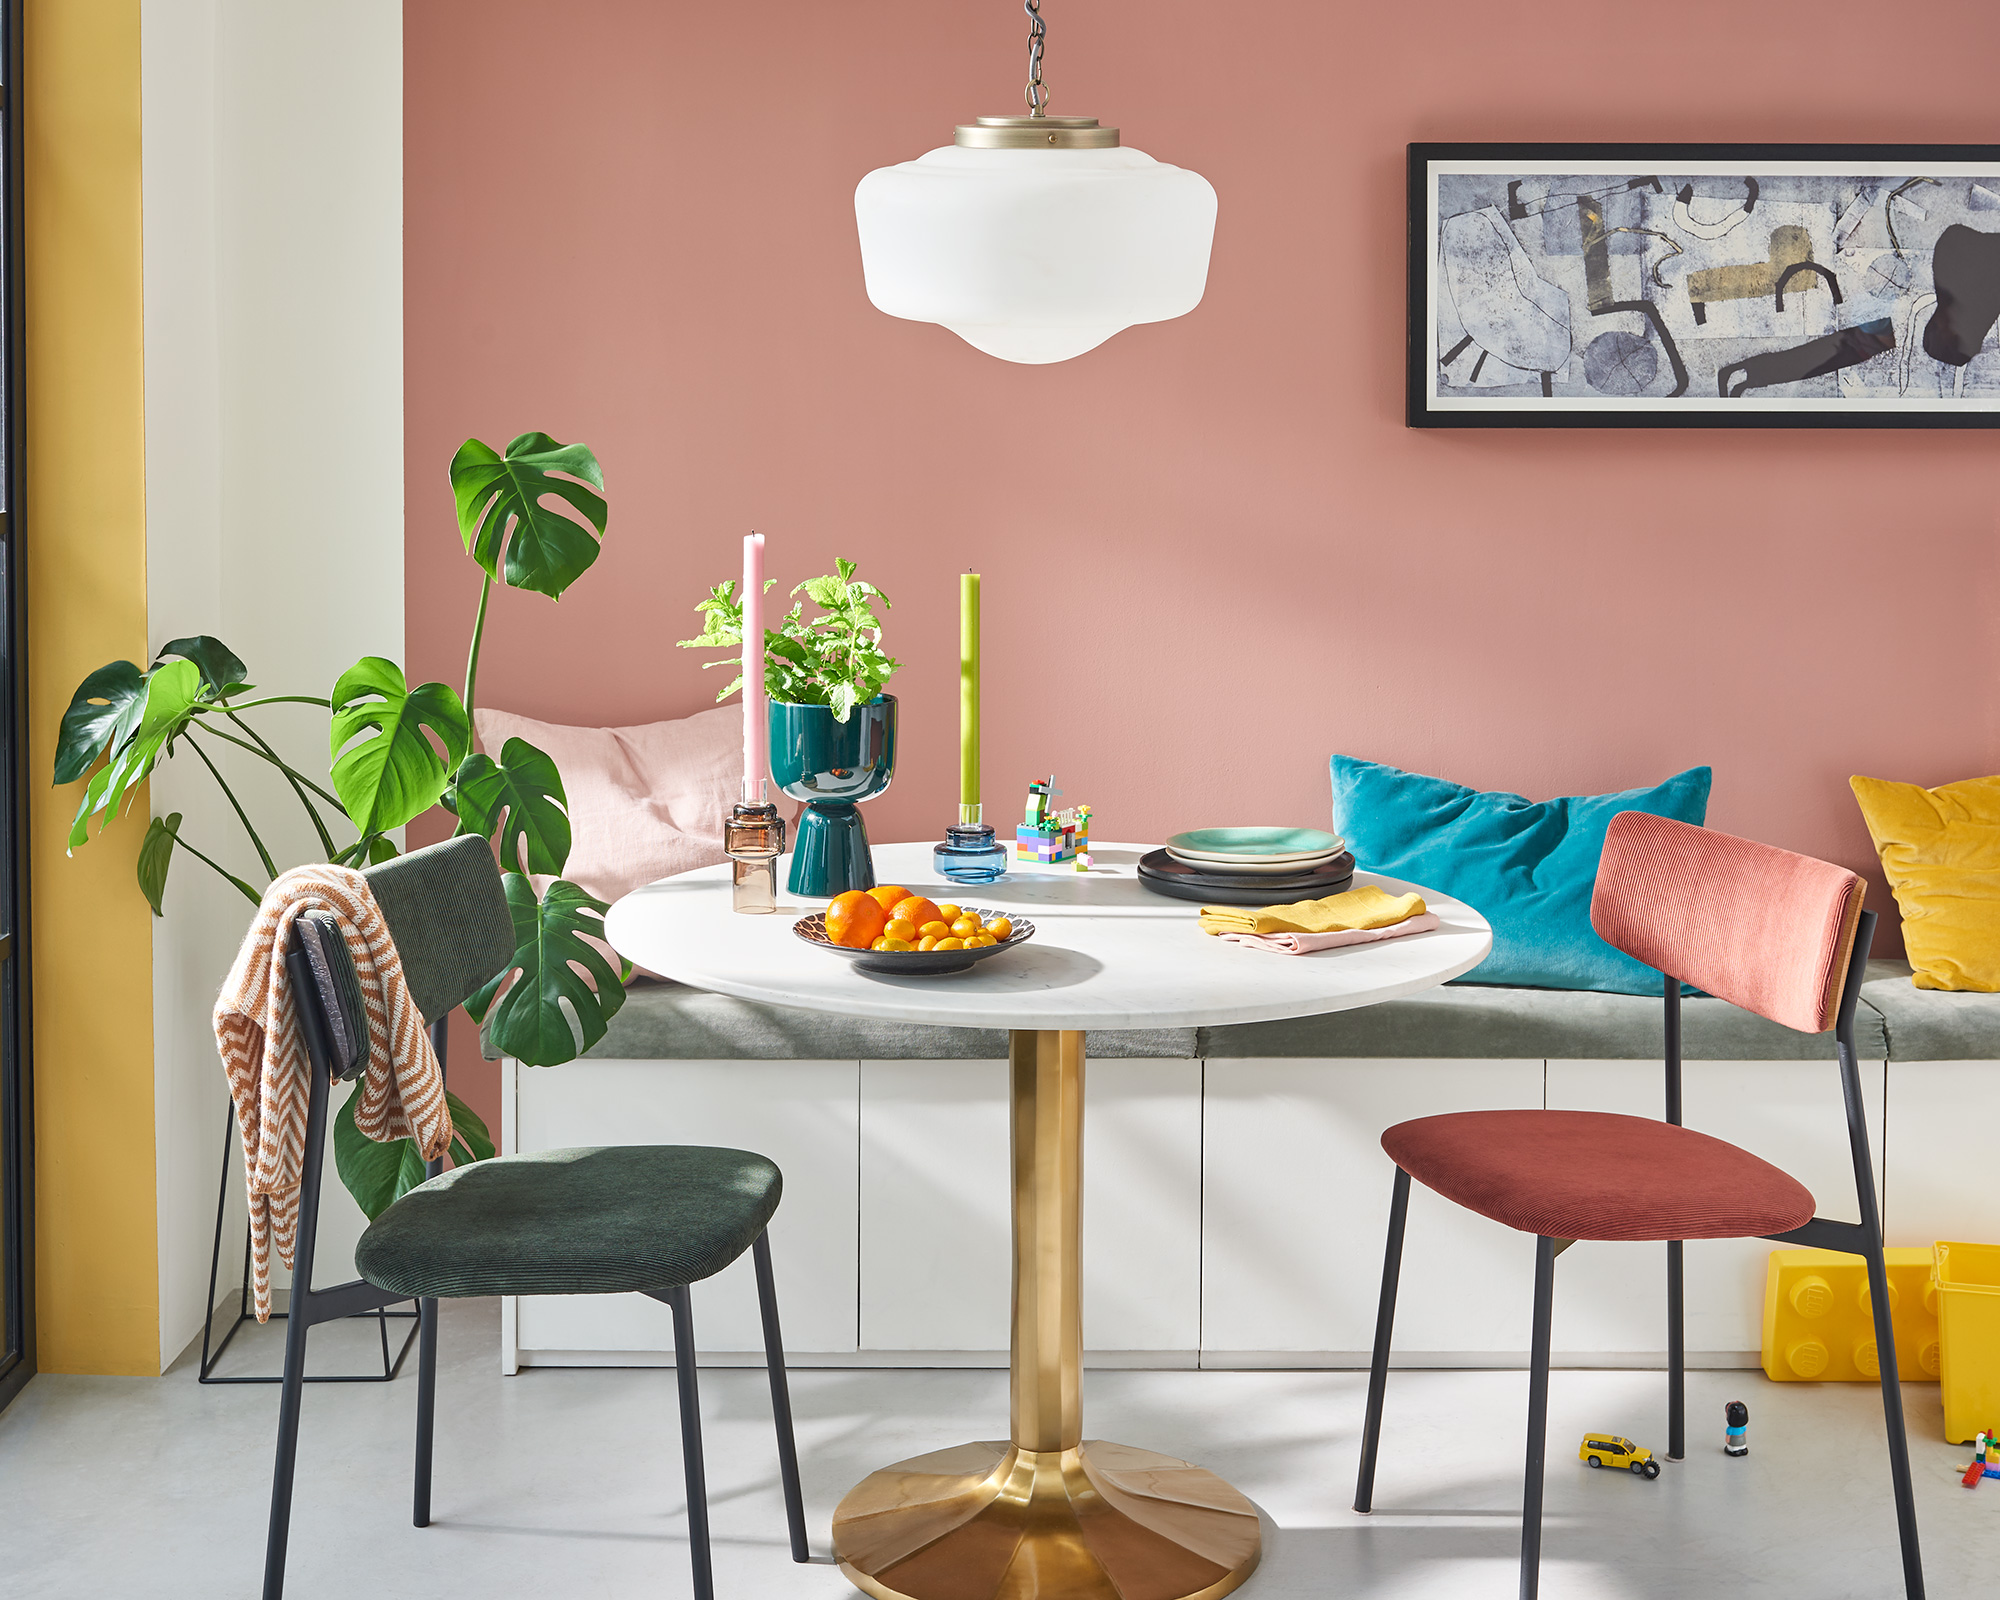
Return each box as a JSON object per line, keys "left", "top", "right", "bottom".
{"left": 407, "top": 0, "right": 2000, "bottom": 1113}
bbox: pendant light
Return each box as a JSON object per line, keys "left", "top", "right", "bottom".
{"left": 853, "top": 0, "right": 1218, "bottom": 364}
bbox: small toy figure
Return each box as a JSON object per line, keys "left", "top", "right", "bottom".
{"left": 1016, "top": 778, "right": 1092, "bottom": 865}
{"left": 1724, "top": 1401, "right": 1749, "bottom": 1456}
{"left": 1578, "top": 1432, "right": 1660, "bottom": 1479}
{"left": 1961, "top": 1430, "right": 2000, "bottom": 1487}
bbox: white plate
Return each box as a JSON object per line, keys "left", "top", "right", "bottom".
{"left": 1164, "top": 847, "right": 1346, "bottom": 875}
{"left": 1167, "top": 840, "right": 1346, "bottom": 870}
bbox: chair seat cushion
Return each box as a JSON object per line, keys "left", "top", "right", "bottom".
{"left": 354, "top": 1145, "right": 781, "bottom": 1299}
{"left": 1381, "top": 1110, "right": 1815, "bottom": 1241}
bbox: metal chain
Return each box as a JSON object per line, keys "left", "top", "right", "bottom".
{"left": 1024, "top": 0, "right": 1047, "bottom": 117}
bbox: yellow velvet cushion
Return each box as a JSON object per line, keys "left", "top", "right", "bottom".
{"left": 1850, "top": 773, "right": 2000, "bottom": 990}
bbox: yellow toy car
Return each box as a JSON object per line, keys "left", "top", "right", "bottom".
{"left": 1579, "top": 1433, "right": 1660, "bottom": 1478}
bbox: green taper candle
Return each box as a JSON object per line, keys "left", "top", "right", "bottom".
{"left": 960, "top": 572, "right": 980, "bottom": 820}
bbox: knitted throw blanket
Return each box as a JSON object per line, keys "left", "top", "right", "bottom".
{"left": 213, "top": 865, "right": 453, "bottom": 1321}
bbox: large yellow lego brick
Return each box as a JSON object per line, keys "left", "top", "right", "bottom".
{"left": 1761, "top": 1247, "right": 1939, "bottom": 1383}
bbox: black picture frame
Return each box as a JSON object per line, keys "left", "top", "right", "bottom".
{"left": 1408, "top": 143, "right": 2000, "bottom": 429}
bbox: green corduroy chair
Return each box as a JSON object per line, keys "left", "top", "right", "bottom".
{"left": 261, "top": 835, "right": 809, "bottom": 1600}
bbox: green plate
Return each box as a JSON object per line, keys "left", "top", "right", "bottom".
{"left": 1164, "top": 826, "right": 1344, "bottom": 861}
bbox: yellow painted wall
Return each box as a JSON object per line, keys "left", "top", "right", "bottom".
{"left": 25, "top": 0, "right": 158, "bottom": 1373}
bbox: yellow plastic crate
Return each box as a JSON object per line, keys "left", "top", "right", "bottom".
{"left": 1935, "top": 1242, "right": 2000, "bottom": 1445}
{"left": 1760, "top": 1247, "right": 1939, "bottom": 1385}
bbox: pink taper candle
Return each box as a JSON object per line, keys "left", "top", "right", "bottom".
{"left": 743, "top": 532, "right": 766, "bottom": 790}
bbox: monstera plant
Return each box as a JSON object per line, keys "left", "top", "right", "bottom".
{"left": 54, "top": 432, "right": 628, "bottom": 1218}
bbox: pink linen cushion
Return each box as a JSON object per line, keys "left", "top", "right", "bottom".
{"left": 1590, "top": 812, "right": 1865, "bottom": 1035}
{"left": 472, "top": 703, "right": 749, "bottom": 916}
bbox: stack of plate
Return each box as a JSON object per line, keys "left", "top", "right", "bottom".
{"left": 1138, "top": 827, "right": 1356, "bottom": 906}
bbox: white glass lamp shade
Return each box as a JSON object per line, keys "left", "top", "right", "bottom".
{"left": 854, "top": 145, "right": 1218, "bottom": 363}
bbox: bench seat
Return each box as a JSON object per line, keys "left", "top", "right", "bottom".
{"left": 1860, "top": 958, "right": 2000, "bottom": 1060}
{"left": 509, "top": 973, "right": 1917, "bottom": 1063}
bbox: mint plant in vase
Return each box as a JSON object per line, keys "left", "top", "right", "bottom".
{"left": 680, "top": 558, "right": 899, "bottom": 895}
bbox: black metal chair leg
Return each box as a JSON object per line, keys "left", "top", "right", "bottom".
{"left": 1667, "top": 1239, "right": 1685, "bottom": 1460}
{"left": 1355, "top": 1166, "right": 1412, "bottom": 1513}
{"left": 668, "top": 1284, "right": 715, "bottom": 1600}
{"left": 413, "top": 1296, "right": 439, "bottom": 1527}
{"left": 1520, "top": 1235, "right": 1557, "bottom": 1600}
{"left": 753, "top": 1231, "right": 811, "bottom": 1562}
{"left": 1861, "top": 1239, "right": 1926, "bottom": 1598}
{"left": 261, "top": 1298, "right": 312, "bottom": 1600}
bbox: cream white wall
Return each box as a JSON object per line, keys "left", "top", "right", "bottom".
{"left": 143, "top": 0, "right": 404, "bottom": 1372}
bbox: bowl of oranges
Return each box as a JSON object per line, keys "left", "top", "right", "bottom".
{"left": 795, "top": 885, "right": 1034, "bottom": 975}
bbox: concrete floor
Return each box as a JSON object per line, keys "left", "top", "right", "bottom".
{"left": 0, "top": 1299, "right": 1990, "bottom": 1598}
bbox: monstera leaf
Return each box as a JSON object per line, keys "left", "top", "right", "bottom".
{"left": 67, "top": 660, "right": 205, "bottom": 850}
{"left": 328, "top": 657, "right": 470, "bottom": 836}
{"left": 450, "top": 432, "right": 607, "bottom": 600}
{"left": 54, "top": 660, "right": 148, "bottom": 785}
{"left": 154, "top": 636, "right": 250, "bottom": 699}
{"left": 465, "top": 875, "right": 628, "bottom": 1067}
{"left": 333, "top": 1087, "right": 494, "bottom": 1222}
{"left": 453, "top": 737, "right": 571, "bottom": 876}
{"left": 138, "top": 813, "right": 181, "bottom": 916}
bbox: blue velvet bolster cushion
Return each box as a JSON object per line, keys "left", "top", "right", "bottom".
{"left": 1330, "top": 756, "right": 1713, "bottom": 995}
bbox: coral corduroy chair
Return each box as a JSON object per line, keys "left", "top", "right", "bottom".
{"left": 1352, "top": 813, "right": 1924, "bottom": 1600}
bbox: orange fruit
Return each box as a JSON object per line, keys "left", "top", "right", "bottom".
{"left": 984, "top": 916, "right": 1013, "bottom": 941}
{"left": 895, "top": 896, "right": 942, "bottom": 930}
{"left": 868, "top": 885, "right": 912, "bottom": 914}
{"left": 826, "top": 891, "right": 887, "bottom": 950}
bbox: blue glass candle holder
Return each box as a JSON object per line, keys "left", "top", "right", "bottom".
{"left": 934, "top": 805, "right": 1008, "bottom": 884}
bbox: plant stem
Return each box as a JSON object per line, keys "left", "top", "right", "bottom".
{"left": 217, "top": 695, "right": 331, "bottom": 712}
{"left": 463, "top": 569, "right": 493, "bottom": 725}
{"left": 162, "top": 819, "right": 262, "bottom": 906}
{"left": 222, "top": 709, "right": 338, "bottom": 858}
{"left": 182, "top": 728, "right": 279, "bottom": 880}
{"left": 191, "top": 723, "right": 346, "bottom": 812}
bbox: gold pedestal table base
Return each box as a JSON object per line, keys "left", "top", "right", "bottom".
{"left": 831, "top": 1030, "right": 1262, "bottom": 1600}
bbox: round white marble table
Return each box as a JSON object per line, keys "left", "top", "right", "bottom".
{"left": 607, "top": 841, "right": 1492, "bottom": 1600}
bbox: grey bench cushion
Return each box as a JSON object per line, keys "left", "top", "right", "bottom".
{"left": 1861, "top": 958, "right": 2000, "bottom": 1061}
{"left": 1196, "top": 981, "right": 1891, "bottom": 1061}
{"left": 486, "top": 979, "right": 1199, "bottom": 1061}
{"left": 493, "top": 977, "right": 1913, "bottom": 1066}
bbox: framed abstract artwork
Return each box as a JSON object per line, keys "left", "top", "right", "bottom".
{"left": 1409, "top": 144, "right": 2000, "bottom": 428}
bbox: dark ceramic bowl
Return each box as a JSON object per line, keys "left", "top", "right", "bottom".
{"left": 793, "top": 906, "right": 1037, "bottom": 975}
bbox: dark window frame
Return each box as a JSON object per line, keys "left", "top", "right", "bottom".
{"left": 1, "top": 0, "right": 36, "bottom": 1415}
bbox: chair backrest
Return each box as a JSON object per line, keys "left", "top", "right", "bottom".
{"left": 287, "top": 836, "right": 515, "bottom": 1083}
{"left": 1590, "top": 811, "right": 1865, "bottom": 1035}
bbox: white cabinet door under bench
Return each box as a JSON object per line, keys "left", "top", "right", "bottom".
{"left": 501, "top": 1058, "right": 861, "bottom": 1370}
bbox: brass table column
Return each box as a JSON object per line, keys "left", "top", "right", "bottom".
{"left": 832, "top": 1029, "right": 1262, "bottom": 1600}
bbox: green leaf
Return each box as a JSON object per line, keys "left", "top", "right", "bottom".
{"left": 452, "top": 737, "right": 571, "bottom": 876}
{"left": 332, "top": 1088, "right": 431, "bottom": 1222}
{"left": 138, "top": 812, "right": 181, "bottom": 916}
{"left": 445, "top": 1089, "right": 494, "bottom": 1168}
{"left": 67, "top": 660, "right": 205, "bottom": 850}
{"left": 465, "top": 875, "right": 628, "bottom": 1067}
{"left": 54, "top": 660, "right": 146, "bottom": 785}
{"left": 328, "top": 657, "right": 471, "bottom": 836}
{"left": 332, "top": 1084, "right": 494, "bottom": 1222}
{"left": 153, "top": 636, "right": 250, "bottom": 699}
{"left": 365, "top": 835, "right": 400, "bottom": 864}
{"left": 450, "top": 432, "right": 607, "bottom": 600}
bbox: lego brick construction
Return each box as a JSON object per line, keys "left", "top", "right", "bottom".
{"left": 1411, "top": 145, "right": 2000, "bottom": 427}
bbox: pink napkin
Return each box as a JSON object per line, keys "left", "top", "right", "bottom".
{"left": 1217, "top": 911, "right": 1441, "bottom": 955}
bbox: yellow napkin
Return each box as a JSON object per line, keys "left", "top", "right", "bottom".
{"left": 1198, "top": 884, "right": 1428, "bottom": 939}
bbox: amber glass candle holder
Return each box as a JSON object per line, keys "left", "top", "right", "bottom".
{"left": 725, "top": 777, "right": 786, "bottom": 914}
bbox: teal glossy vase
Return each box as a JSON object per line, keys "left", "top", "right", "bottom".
{"left": 770, "top": 695, "right": 898, "bottom": 897}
